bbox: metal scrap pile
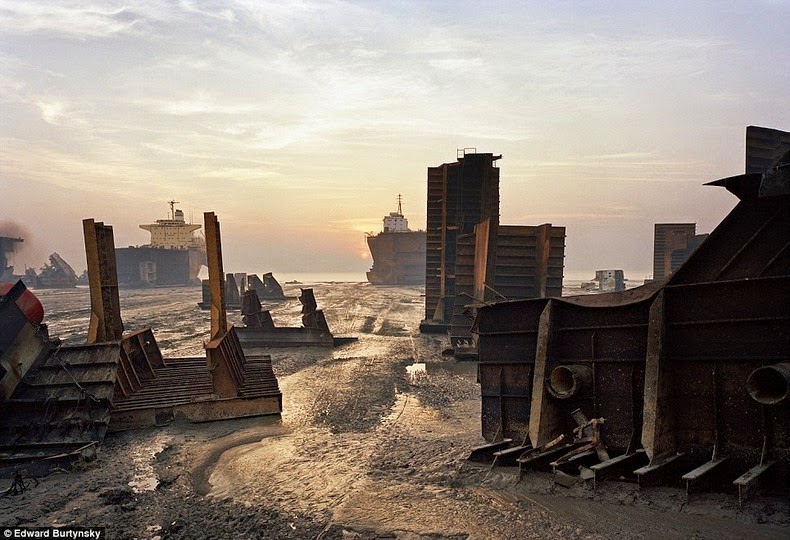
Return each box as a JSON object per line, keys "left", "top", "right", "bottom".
{"left": 470, "top": 126, "right": 790, "bottom": 503}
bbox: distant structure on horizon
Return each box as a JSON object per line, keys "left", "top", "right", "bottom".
{"left": 594, "top": 269, "right": 625, "bottom": 292}
{"left": 35, "top": 252, "right": 79, "bottom": 288}
{"left": 0, "top": 237, "right": 79, "bottom": 289}
{"left": 745, "top": 125, "right": 790, "bottom": 174}
{"left": 365, "top": 195, "right": 426, "bottom": 285}
{"left": 652, "top": 224, "right": 708, "bottom": 282}
{"left": 647, "top": 125, "right": 789, "bottom": 284}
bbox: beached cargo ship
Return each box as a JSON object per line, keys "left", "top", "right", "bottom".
{"left": 116, "top": 201, "right": 206, "bottom": 287}
{"left": 366, "top": 196, "right": 426, "bottom": 285}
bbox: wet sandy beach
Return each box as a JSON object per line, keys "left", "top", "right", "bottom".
{"left": 1, "top": 281, "right": 787, "bottom": 539}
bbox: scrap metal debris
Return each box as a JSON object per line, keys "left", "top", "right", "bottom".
{"left": 236, "top": 288, "right": 356, "bottom": 348}
{"left": 1, "top": 470, "right": 38, "bottom": 497}
{"left": 470, "top": 126, "right": 790, "bottom": 502}
{"left": 0, "top": 214, "right": 283, "bottom": 476}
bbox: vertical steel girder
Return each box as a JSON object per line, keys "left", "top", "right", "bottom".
{"left": 83, "top": 219, "right": 123, "bottom": 343}
{"left": 204, "top": 212, "right": 227, "bottom": 341}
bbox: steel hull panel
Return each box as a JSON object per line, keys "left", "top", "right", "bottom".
{"left": 236, "top": 326, "right": 334, "bottom": 347}
{"left": 108, "top": 395, "right": 282, "bottom": 432}
{"left": 366, "top": 231, "right": 426, "bottom": 285}
{"left": 115, "top": 246, "right": 205, "bottom": 287}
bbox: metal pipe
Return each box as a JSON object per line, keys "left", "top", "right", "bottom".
{"left": 547, "top": 364, "right": 592, "bottom": 399}
{"left": 746, "top": 362, "right": 790, "bottom": 405}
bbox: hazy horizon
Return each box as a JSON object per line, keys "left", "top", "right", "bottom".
{"left": 1, "top": 1, "right": 788, "bottom": 281}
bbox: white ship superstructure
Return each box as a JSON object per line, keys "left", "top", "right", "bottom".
{"left": 382, "top": 196, "right": 410, "bottom": 233}
{"left": 139, "top": 201, "right": 204, "bottom": 249}
{"left": 116, "top": 200, "right": 207, "bottom": 287}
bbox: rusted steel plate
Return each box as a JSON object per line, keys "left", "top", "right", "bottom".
{"left": 475, "top": 298, "right": 548, "bottom": 442}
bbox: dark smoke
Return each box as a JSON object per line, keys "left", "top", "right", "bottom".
{"left": 0, "top": 220, "right": 28, "bottom": 240}
{"left": 0, "top": 221, "right": 44, "bottom": 272}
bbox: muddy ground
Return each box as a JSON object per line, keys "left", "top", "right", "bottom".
{"left": 1, "top": 281, "right": 788, "bottom": 539}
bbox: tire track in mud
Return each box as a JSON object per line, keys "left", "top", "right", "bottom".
{"left": 205, "top": 282, "right": 500, "bottom": 537}
{"left": 191, "top": 424, "right": 288, "bottom": 497}
{"left": 205, "top": 285, "right": 420, "bottom": 503}
{"left": 301, "top": 355, "right": 347, "bottom": 429}
{"left": 207, "top": 353, "right": 390, "bottom": 515}
{"left": 337, "top": 302, "right": 362, "bottom": 335}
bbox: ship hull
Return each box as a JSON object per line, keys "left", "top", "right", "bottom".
{"left": 116, "top": 246, "right": 206, "bottom": 288}
{"left": 366, "top": 231, "right": 426, "bottom": 285}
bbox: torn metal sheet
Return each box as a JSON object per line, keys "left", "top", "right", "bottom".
{"left": 248, "top": 272, "right": 285, "bottom": 300}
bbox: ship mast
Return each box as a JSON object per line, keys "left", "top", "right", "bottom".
{"left": 168, "top": 200, "right": 180, "bottom": 220}
{"left": 397, "top": 194, "right": 402, "bottom": 216}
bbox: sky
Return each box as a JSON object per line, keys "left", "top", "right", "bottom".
{"left": 1, "top": 0, "right": 788, "bottom": 281}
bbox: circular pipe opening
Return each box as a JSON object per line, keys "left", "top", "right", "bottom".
{"left": 747, "top": 363, "right": 790, "bottom": 405}
{"left": 549, "top": 366, "right": 576, "bottom": 397}
{"left": 547, "top": 365, "right": 592, "bottom": 399}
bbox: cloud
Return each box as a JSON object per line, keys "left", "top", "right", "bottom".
{"left": 0, "top": 1, "right": 144, "bottom": 38}
{"left": 0, "top": 0, "right": 787, "bottom": 276}
{"left": 0, "top": 136, "right": 160, "bottom": 196}
{"left": 36, "top": 99, "right": 89, "bottom": 126}
{"left": 178, "top": 0, "right": 236, "bottom": 22}
{"left": 142, "top": 94, "right": 265, "bottom": 116}
{"left": 506, "top": 152, "right": 711, "bottom": 184}
{"left": 328, "top": 217, "right": 386, "bottom": 234}
{"left": 514, "top": 209, "right": 640, "bottom": 223}
{"left": 196, "top": 166, "right": 285, "bottom": 183}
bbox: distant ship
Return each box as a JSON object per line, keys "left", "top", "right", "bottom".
{"left": 366, "top": 196, "right": 426, "bottom": 285}
{"left": 0, "top": 237, "right": 77, "bottom": 289}
{"left": 115, "top": 201, "right": 207, "bottom": 287}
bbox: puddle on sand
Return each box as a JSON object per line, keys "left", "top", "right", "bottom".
{"left": 127, "top": 434, "right": 171, "bottom": 493}
{"left": 406, "top": 362, "right": 427, "bottom": 383}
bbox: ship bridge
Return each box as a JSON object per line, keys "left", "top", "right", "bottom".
{"left": 139, "top": 203, "right": 202, "bottom": 250}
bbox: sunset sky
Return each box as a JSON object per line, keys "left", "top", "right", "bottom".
{"left": 1, "top": 1, "right": 788, "bottom": 281}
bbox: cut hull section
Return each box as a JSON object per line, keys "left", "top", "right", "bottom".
{"left": 366, "top": 231, "right": 426, "bottom": 285}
